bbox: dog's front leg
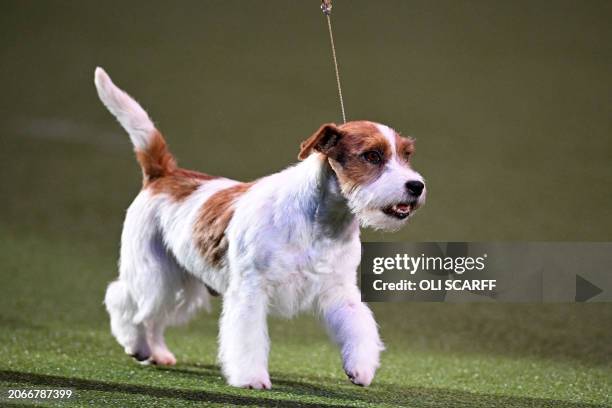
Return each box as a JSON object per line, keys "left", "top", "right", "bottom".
{"left": 218, "top": 279, "right": 271, "bottom": 389}
{"left": 320, "top": 286, "right": 384, "bottom": 387}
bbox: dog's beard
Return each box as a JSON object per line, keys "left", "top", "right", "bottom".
{"left": 343, "top": 185, "right": 420, "bottom": 232}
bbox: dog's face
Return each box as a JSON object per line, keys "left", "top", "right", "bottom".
{"left": 299, "top": 121, "right": 426, "bottom": 231}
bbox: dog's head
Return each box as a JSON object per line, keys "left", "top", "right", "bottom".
{"left": 299, "top": 121, "right": 426, "bottom": 231}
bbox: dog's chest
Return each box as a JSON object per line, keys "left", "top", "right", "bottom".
{"left": 265, "top": 234, "right": 361, "bottom": 316}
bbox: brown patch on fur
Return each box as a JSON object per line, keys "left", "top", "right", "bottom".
{"left": 194, "top": 182, "right": 253, "bottom": 266}
{"left": 136, "top": 131, "right": 219, "bottom": 201}
{"left": 328, "top": 121, "right": 391, "bottom": 190}
{"left": 147, "top": 168, "right": 219, "bottom": 201}
{"left": 299, "top": 121, "right": 417, "bottom": 192}
{"left": 135, "top": 131, "right": 177, "bottom": 184}
{"left": 147, "top": 175, "right": 204, "bottom": 201}
{"left": 173, "top": 168, "right": 219, "bottom": 181}
{"left": 395, "top": 133, "right": 415, "bottom": 164}
{"left": 298, "top": 123, "right": 342, "bottom": 160}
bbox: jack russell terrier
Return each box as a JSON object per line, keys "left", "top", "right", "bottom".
{"left": 95, "top": 67, "right": 426, "bottom": 389}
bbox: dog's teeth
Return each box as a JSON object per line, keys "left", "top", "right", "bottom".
{"left": 394, "top": 204, "right": 410, "bottom": 213}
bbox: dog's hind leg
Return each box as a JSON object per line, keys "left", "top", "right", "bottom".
{"left": 142, "top": 271, "right": 211, "bottom": 366}
{"left": 144, "top": 319, "right": 175, "bottom": 365}
{"left": 127, "top": 243, "right": 210, "bottom": 366}
{"left": 110, "top": 191, "right": 213, "bottom": 366}
{"left": 104, "top": 279, "right": 151, "bottom": 361}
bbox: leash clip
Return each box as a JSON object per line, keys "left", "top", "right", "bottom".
{"left": 321, "top": 0, "right": 332, "bottom": 15}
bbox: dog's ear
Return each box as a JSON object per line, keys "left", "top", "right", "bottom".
{"left": 298, "top": 123, "right": 343, "bottom": 160}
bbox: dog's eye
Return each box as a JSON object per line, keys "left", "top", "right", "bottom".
{"left": 362, "top": 151, "right": 382, "bottom": 165}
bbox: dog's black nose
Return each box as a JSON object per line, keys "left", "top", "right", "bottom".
{"left": 406, "top": 180, "right": 424, "bottom": 196}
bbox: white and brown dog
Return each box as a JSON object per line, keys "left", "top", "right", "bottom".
{"left": 95, "top": 67, "right": 425, "bottom": 389}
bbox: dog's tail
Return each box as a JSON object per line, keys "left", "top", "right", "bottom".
{"left": 94, "top": 67, "right": 176, "bottom": 183}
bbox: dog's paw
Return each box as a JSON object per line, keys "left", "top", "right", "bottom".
{"left": 244, "top": 378, "right": 272, "bottom": 390}
{"left": 345, "top": 366, "right": 375, "bottom": 387}
{"left": 129, "top": 351, "right": 151, "bottom": 362}
{"left": 228, "top": 372, "right": 272, "bottom": 390}
{"left": 150, "top": 350, "right": 177, "bottom": 366}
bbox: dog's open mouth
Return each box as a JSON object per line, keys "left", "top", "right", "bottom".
{"left": 382, "top": 203, "right": 412, "bottom": 219}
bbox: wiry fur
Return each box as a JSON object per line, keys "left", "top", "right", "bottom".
{"left": 95, "top": 67, "right": 426, "bottom": 389}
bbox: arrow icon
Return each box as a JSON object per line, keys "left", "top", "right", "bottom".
{"left": 575, "top": 275, "right": 603, "bottom": 302}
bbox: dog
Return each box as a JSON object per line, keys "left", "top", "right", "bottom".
{"left": 95, "top": 67, "right": 426, "bottom": 389}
